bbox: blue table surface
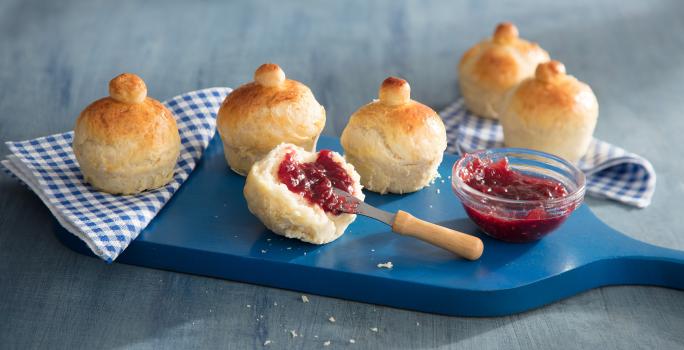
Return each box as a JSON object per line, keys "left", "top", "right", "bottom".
{"left": 1, "top": 0, "right": 683, "bottom": 349}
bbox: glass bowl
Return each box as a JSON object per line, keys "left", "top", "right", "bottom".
{"left": 451, "top": 148, "right": 586, "bottom": 243}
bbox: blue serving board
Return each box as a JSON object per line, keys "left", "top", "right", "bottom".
{"left": 54, "top": 135, "right": 684, "bottom": 317}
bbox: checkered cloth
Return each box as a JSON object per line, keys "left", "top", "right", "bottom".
{"left": 440, "top": 98, "right": 656, "bottom": 208}
{"left": 2, "top": 87, "right": 231, "bottom": 262}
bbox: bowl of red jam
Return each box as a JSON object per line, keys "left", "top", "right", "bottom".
{"left": 452, "top": 148, "right": 585, "bottom": 243}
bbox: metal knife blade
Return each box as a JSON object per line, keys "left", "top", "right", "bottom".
{"left": 332, "top": 188, "right": 396, "bottom": 226}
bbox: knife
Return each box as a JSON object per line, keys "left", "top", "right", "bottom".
{"left": 333, "top": 188, "right": 484, "bottom": 260}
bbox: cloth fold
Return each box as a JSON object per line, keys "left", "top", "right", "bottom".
{"left": 2, "top": 87, "right": 231, "bottom": 262}
{"left": 440, "top": 98, "right": 656, "bottom": 208}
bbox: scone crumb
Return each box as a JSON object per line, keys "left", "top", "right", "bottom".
{"left": 301, "top": 295, "right": 309, "bottom": 303}
{"left": 261, "top": 250, "right": 267, "bottom": 254}
{"left": 274, "top": 302, "right": 278, "bottom": 306}
{"left": 436, "top": 188, "right": 441, "bottom": 194}
{"left": 370, "top": 327, "right": 378, "bottom": 332}
{"left": 323, "top": 341, "right": 331, "bottom": 346}
{"left": 263, "top": 340, "right": 272, "bottom": 346}
{"left": 289, "top": 330, "right": 298, "bottom": 338}
{"left": 328, "top": 316, "right": 336, "bottom": 323}
{"left": 349, "top": 339, "right": 356, "bottom": 344}
{"left": 247, "top": 304, "right": 251, "bottom": 308}
{"left": 377, "top": 261, "right": 393, "bottom": 269}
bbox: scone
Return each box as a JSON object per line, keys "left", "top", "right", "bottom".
{"left": 216, "top": 63, "right": 326, "bottom": 176}
{"left": 243, "top": 143, "right": 364, "bottom": 244}
{"left": 458, "top": 22, "right": 550, "bottom": 119}
{"left": 340, "top": 77, "right": 447, "bottom": 194}
{"left": 73, "top": 73, "right": 181, "bottom": 195}
{"left": 500, "top": 60, "right": 599, "bottom": 163}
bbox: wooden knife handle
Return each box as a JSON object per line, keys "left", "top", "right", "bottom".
{"left": 392, "top": 210, "right": 484, "bottom": 260}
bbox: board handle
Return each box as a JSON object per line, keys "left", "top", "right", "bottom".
{"left": 392, "top": 210, "right": 484, "bottom": 260}
{"left": 607, "top": 236, "right": 684, "bottom": 289}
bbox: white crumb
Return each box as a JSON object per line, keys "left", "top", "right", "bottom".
{"left": 301, "top": 295, "right": 309, "bottom": 303}
{"left": 314, "top": 335, "right": 319, "bottom": 339}
{"left": 261, "top": 250, "right": 267, "bottom": 253}
{"left": 429, "top": 205, "right": 433, "bottom": 208}
{"left": 287, "top": 247, "right": 292, "bottom": 250}
{"left": 267, "top": 238, "right": 271, "bottom": 242}
{"left": 263, "top": 340, "right": 271, "bottom": 346}
{"left": 304, "top": 252, "right": 307, "bottom": 255}
{"left": 289, "top": 330, "right": 298, "bottom": 338}
{"left": 214, "top": 215, "right": 219, "bottom": 219}
{"left": 377, "top": 261, "right": 393, "bottom": 269}
{"left": 246, "top": 304, "right": 251, "bottom": 308}
{"left": 349, "top": 339, "right": 356, "bottom": 344}
{"left": 416, "top": 322, "right": 420, "bottom": 326}
{"left": 448, "top": 175, "right": 451, "bottom": 179}
{"left": 328, "top": 316, "right": 336, "bottom": 323}
{"left": 371, "top": 249, "right": 375, "bottom": 252}
{"left": 273, "top": 302, "right": 278, "bottom": 306}
{"left": 436, "top": 189, "right": 441, "bottom": 194}
{"left": 370, "top": 327, "right": 378, "bottom": 332}
{"left": 323, "top": 341, "right": 331, "bottom": 346}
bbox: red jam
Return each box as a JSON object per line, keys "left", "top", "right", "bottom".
{"left": 458, "top": 156, "right": 572, "bottom": 243}
{"left": 277, "top": 150, "right": 357, "bottom": 215}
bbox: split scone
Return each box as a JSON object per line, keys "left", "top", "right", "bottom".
{"left": 73, "top": 73, "right": 180, "bottom": 195}
{"left": 340, "top": 77, "right": 447, "bottom": 194}
{"left": 500, "top": 60, "right": 599, "bottom": 163}
{"left": 244, "top": 143, "right": 364, "bottom": 244}
{"left": 217, "top": 63, "right": 326, "bottom": 176}
{"left": 458, "top": 22, "right": 550, "bottom": 119}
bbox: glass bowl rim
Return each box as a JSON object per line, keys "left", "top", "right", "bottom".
{"left": 452, "top": 147, "right": 586, "bottom": 208}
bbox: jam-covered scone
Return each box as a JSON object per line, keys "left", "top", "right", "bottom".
{"left": 499, "top": 60, "right": 599, "bottom": 163}
{"left": 340, "top": 77, "right": 447, "bottom": 194}
{"left": 458, "top": 22, "right": 550, "bottom": 119}
{"left": 243, "top": 144, "right": 364, "bottom": 244}
{"left": 217, "top": 63, "right": 326, "bottom": 176}
{"left": 73, "top": 73, "right": 181, "bottom": 195}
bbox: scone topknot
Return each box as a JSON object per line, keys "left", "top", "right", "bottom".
{"left": 340, "top": 77, "right": 447, "bottom": 194}
{"left": 72, "top": 73, "right": 181, "bottom": 195}
{"left": 458, "top": 22, "right": 550, "bottom": 119}
{"left": 216, "top": 63, "right": 326, "bottom": 176}
{"left": 243, "top": 143, "right": 364, "bottom": 244}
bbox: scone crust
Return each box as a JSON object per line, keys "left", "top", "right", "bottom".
{"left": 341, "top": 77, "right": 447, "bottom": 194}
{"left": 500, "top": 61, "right": 599, "bottom": 163}
{"left": 73, "top": 74, "right": 180, "bottom": 194}
{"left": 458, "top": 22, "right": 550, "bottom": 119}
{"left": 216, "top": 64, "right": 326, "bottom": 175}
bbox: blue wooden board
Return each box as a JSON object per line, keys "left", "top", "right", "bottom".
{"left": 53, "top": 135, "right": 684, "bottom": 317}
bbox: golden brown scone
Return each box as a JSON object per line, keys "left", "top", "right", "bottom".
{"left": 458, "top": 22, "right": 550, "bottom": 119}
{"left": 244, "top": 143, "right": 364, "bottom": 244}
{"left": 340, "top": 77, "right": 447, "bottom": 194}
{"left": 216, "top": 63, "right": 326, "bottom": 176}
{"left": 73, "top": 73, "right": 181, "bottom": 195}
{"left": 500, "top": 60, "right": 599, "bottom": 163}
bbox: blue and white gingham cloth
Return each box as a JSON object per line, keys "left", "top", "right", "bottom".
{"left": 1, "top": 87, "right": 232, "bottom": 262}
{"left": 440, "top": 98, "right": 656, "bottom": 208}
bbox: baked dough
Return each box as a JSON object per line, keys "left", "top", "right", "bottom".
{"left": 243, "top": 143, "right": 364, "bottom": 244}
{"left": 340, "top": 77, "right": 447, "bottom": 194}
{"left": 73, "top": 73, "right": 180, "bottom": 195}
{"left": 216, "top": 63, "right": 326, "bottom": 176}
{"left": 458, "top": 22, "right": 550, "bottom": 119}
{"left": 500, "top": 60, "right": 599, "bottom": 163}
